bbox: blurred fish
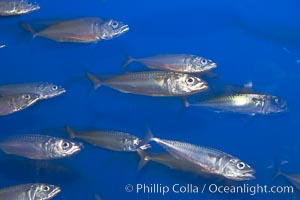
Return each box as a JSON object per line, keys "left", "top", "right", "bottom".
{"left": 273, "top": 169, "right": 300, "bottom": 190}
{"left": 0, "top": 0, "right": 40, "bottom": 16}
{"left": 66, "top": 126, "right": 150, "bottom": 152}
{"left": 0, "top": 134, "right": 82, "bottom": 159}
{"left": 0, "top": 82, "right": 66, "bottom": 99}
{"left": 266, "top": 160, "right": 288, "bottom": 169}
{"left": 140, "top": 131, "right": 255, "bottom": 181}
{"left": 123, "top": 54, "right": 217, "bottom": 73}
{"left": 0, "top": 183, "right": 60, "bottom": 200}
{"left": 87, "top": 71, "right": 208, "bottom": 96}
{"left": 235, "top": 13, "right": 300, "bottom": 49}
{"left": 185, "top": 93, "right": 287, "bottom": 115}
{"left": 0, "top": 44, "right": 5, "bottom": 48}
{"left": 94, "top": 192, "right": 102, "bottom": 200}
{"left": 22, "top": 17, "right": 129, "bottom": 43}
{"left": 0, "top": 93, "right": 39, "bottom": 116}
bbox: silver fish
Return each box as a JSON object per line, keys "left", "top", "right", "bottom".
{"left": 0, "top": 82, "right": 66, "bottom": 99}
{"left": 0, "top": 183, "right": 60, "bottom": 200}
{"left": 0, "top": 134, "right": 82, "bottom": 159}
{"left": 0, "top": 44, "right": 5, "bottom": 48}
{"left": 141, "top": 131, "right": 255, "bottom": 181}
{"left": 87, "top": 71, "right": 208, "bottom": 96}
{"left": 186, "top": 93, "right": 287, "bottom": 115}
{"left": 0, "top": 0, "right": 40, "bottom": 16}
{"left": 124, "top": 54, "right": 217, "bottom": 73}
{"left": 66, "top": 126, "right": 150, "bottom": 152}
{"left": 23, "top": 17, "right": 129, "bottom": 43}
{"left": 0, "top": 93, "right": 39, "bottom": 116}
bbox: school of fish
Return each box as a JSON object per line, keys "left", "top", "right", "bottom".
{"left": 0, "top": 0, "right": 291, "bottom": 199}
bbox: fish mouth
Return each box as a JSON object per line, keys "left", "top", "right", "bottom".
{"left": 197, "top": 82, "right": 209, "bottom": 92}
{"left": 45, "top": 88, "right": 66, "bottom": 99}
{"left": 49, "top": 187, "right": 61, "bottom": 198}
{"left": 119, "top": 25, "right": 130, "bottom": 34}
{"left": 237, "top": 169, "right": 256, "bottom": 180}
{"left": 29, "top": 4, "right": 41, "bottom": 11}
{"left": 239, "top": 174, "right": 256, "bottom": 180}
{"left": 52, "top": 88, "right": 67, "bottom": 97}
{"left": 58, "top": 88, "right": 67, "bottom": 95}
{"left": 208, "top": 62, "right": 217, "bottom": 69}
{"left": 200, "top": 61, "right": 217, "bottom": 72}
{"left": 70, "top": 144, "right": 82, "bottom": 155}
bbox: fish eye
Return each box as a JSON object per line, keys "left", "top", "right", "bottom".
{"left": 111, "top": 21, "right": 119, "bottom": 28}
{"left": 201, "top": 59, "right": 207, "bottom": 65}
{"left": 23, "top": 94, "right": 31, "bottom": 100}
{"left": 43, "top": 186, "right": 50, "bottom": 191}
{"left": 52, "top": 85, "right": 58, "bottom": 91}
{"left": 237, "top": 162, "right": 246, "bottom": 169}
{"left": 186, "top": 77, "right": 195, "bottom": 84}
{"left": 62, "top": 142, "right": 70, "bottom": 149}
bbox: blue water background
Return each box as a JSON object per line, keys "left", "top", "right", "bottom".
{"left": 1, "top": 0, "right": 300, "bottom": 199}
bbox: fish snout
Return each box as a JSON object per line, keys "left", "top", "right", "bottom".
{"left": 120, "top": 24, "right": 130, "bottom": 34}
{"left": 241, "top": 173, "right": 256, "bottom": 180}
{"left": 198, "top": 60, "right": 217, "bottom": 72}
{"left": 74, "top": 144, "right": 83, "bottom": 152}
{"left": 57, "top": 87, "right": 67, "bottom": 95}
{"left": 197, "top": 81, "right": 209, "bottom": 92}
{"left": 208, "top": 62, "right": 217, "bottom": 70}
{"left": 30, "top": 4, "right": 41, "bottom": 12}
{"left": 68, "top": 143, "right": 83, "bottom": 155}
{"left": 49, "top": 186, "right": 61, "bottom": 198}
{"left": 239, "top": 168, "right": 256, "bottom": 180}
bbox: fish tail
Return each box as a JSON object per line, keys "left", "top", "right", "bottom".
{"left": 20, "top": 22, "right": 38, "bottom": 38}
{"left": 86, "top": 73, "right": 102, "bottom": 89}
{"left": 65, "top": 126, "right": 76, "bottom": 139}
{"left": 122, "top": 53, "right": 134, "bottom": 68}
{"left": 272, "top": 160, "right": 283, "bottom": 181}
{"left": 137, "top": 149, "right": 150, "bottom": 170}
{"left": 138, "top": 127, "right": 154, "bottom": 149}
{"left": 272, "top": 169, "right": 282, "bottom": 181}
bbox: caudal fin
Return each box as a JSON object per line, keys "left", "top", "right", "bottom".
{"left": 122, "top": 53, "right": 135, "bottom": 68}
{"left": 20, "top": 22, "right": 38, "bottom": 38}
{"left": 272, "top": 160, "right": 284, "bottom": 181}
{"left": 86, "top": 73, "right": 102, "bottom": 89}
{"left": 137, "top": 149, "right": 150, "bottom": 170}
{"left": 65, "top": 126, "right": 77, "bottom": 139}
{"left": 138, "top": 127, "right": 154, "bottom": 150}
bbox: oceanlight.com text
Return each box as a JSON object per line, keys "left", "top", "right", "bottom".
{"left": 124, "top": 183, "right": 294, "bottom": 196}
